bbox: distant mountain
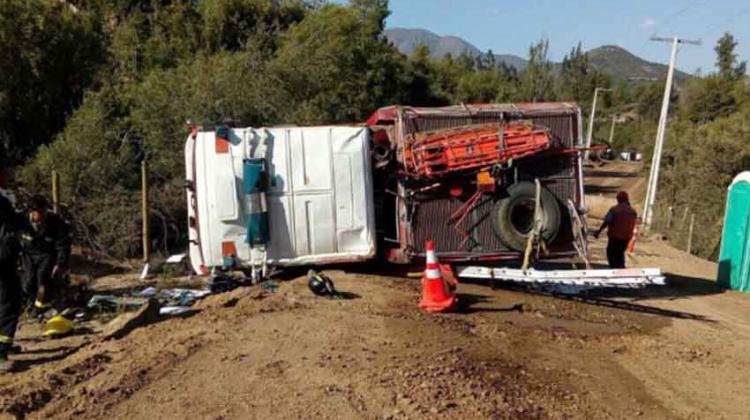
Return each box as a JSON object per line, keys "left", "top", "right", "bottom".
{"left": 587, "top": 45, "right": 691, "bottom": 83}
{"left": 384, "top": 28, "right": 691, "bottom": 82}
{"left": 384, "top": 28, "right": 527, "bottom": 70}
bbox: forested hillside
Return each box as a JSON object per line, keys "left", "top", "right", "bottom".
{"left": 1, "top": 0, "right": 747, "bottom": 261}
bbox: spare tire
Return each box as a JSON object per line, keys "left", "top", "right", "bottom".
{"left": 492, "top": 181, "right": 561, "bottom": 251}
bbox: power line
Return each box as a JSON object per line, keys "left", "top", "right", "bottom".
{"left": 698, "top": 4, "right": 750, "bottom": 39}
{"left": 653, "top": 0, "right": 705, "bottom": 35}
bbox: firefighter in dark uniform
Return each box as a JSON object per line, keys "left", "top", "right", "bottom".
{"left": 593, "top": 191, "right": 638, "bottom": 269}
{"left": 21, "top": 195, "right": 71, "bottom": 316}
{"left": 0, "top": 165, "right": 26, "bottom": 373}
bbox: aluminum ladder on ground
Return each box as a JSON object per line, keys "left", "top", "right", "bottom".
{"left": 457, "top": 266, "right": 667, "bottom": 294}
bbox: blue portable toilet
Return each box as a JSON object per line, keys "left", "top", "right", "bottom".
{"left": 718, "top": 172, "right": 750, "bottom": 292}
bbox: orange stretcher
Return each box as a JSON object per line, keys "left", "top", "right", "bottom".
{"left": 403, "top": 123, "right": 552, "bottom": 178}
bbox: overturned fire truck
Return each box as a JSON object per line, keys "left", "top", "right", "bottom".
{"left": 185, "top": 103, "right": 586, "bottom": 275}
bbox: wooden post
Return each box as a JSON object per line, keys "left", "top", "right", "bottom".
{"left": 141, "top": 160, "right": 150, "bottom": 263}
{"left": 51, "top": 171, "right": 60, "bottom": 214}
{"left": 666, "top": 206, "right": 673, "bottom": 229}
{"left": 687, "top": 213, "right": 695, "bottom": 254}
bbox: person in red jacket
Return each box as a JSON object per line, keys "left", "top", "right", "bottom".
{"left": 594, "top": 191, "right": 637, "bottom": 268}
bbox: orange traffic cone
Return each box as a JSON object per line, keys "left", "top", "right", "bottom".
{"left": 627, "top": 220, "right": 640, "bottom": 254}
{"left": 419, "top": 240, "right": 457, "bottom": 312}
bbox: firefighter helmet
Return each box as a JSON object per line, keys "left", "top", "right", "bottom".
{"left": 307, "top": 270, "right": 337, "bottom": 297}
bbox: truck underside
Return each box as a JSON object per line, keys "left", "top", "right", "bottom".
{"left": 366, "top": 103, "right": 586, "bottom": 263}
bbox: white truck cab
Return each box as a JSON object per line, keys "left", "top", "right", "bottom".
{"left": 185, "top": 125, "right": 376, "bottom": 275}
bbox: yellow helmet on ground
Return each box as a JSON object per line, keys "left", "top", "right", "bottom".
{"left": 43, "top": 315, "right": 74, "bottom": 337}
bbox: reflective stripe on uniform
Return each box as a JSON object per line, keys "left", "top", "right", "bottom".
{"left": 0, "top": 335, "right": 12, "bottom": 344}
{"left": 35, "top": 300, "right": 51, "bottom": 309}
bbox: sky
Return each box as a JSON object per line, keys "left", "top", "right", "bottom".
{"left": 383, "top": 0, "right": 750, "bottom": 73}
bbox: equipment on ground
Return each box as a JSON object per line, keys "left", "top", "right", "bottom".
{"left": 307, "top": 270, "right": 340, "bottom": 298}
{"left": 43, "top": 314, "right": 74, "bottom": 337}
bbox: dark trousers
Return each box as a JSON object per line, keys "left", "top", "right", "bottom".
{"left": 0, "top": 266, "right": 21, "bottom": 348}
{"left": 606, "top": 239, "right": 629, "bottom": 269}
{"left": 21, "top": 254, "right": 56, "bottom": 309}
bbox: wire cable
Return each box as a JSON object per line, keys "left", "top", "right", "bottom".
{"left": 652, "top": 0, "right": 705, "bottom": 36}
{"left": 698, "top": 4, "right": 750, "bottom": 39}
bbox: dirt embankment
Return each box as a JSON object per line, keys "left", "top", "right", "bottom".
{"left": 0, "top": 273, "right": 669, "bottom": 419}
{"left": 4, "top": 261, "right": 750, "bottom": 420}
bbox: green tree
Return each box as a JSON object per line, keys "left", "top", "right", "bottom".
{"left": 475, "top": 49, "right": 496, "bottom": 71}
{"left": 559, "top": 43, "right": 611, "bottom": 111}
{"left": 109, "top": 3, "right": 204, "bottom": 82}
{"left": 681, "top": 33, "right": 747, "bottom": 122}
{"left": 200, "top": 0, "right": 307, "bottom": 52}
{"left": 681, "top": 76, "right": 738, "bottom": 123}
{"left": 349, "top": 0, "right": 389, "bottom": 33}
{"left": 633, "top": 81, "right": 667, "bottom": 121}
{"left": 454, "top": 69, "right": 514, "bottom": 103}
{"left": 560, "top": 43, "right": 590, "bottom": 101}
{"left": 520, "top": 39, "right": 555, "bottom": 102}
{"left": 457, "top": 52, "right": 475, "bottom": 71}
{"left": 659, "top": 109, "right": 750, "bottom": 258}
{"left": 272, "top": 4, "right": 412, "bottom": 123}
{"left": 715, "top": 32, "right": 747, "bottom": 81}
{"left": 0, "top": 0, "right": 104, "bottom": 163}
{"left": 406, "top": 44, "right": 448, "bottom": 105}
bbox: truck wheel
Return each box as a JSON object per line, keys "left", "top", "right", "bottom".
{"left": 492, "top": 182, "right": 561, "bottom": 251}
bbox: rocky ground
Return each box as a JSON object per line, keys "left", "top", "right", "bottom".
{"left": 2, "top": 161, "right": 749, "bottom": 419}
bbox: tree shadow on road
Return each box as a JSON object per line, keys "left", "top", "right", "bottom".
{"left": 457, "top": 273, "right": 720, "bottom": 323}
{"left": 602, "top": 273, "right": 725, "bottom": 302}
{"left": 585, "top": 185, "right": 625, "bottom": 195}
{"left": 543, "top": 290, "right": 717, "bottom": 323}
{"left": 584, "top": 170, "right": 640, "bottom": 178}
{"left": 487, "top": 283, "right": 717, "bottom": 323}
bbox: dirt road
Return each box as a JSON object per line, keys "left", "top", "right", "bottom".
{"left": 2, "top": 161, "right": 750, "bottom": 419}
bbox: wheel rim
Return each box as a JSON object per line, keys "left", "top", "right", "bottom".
{"left": 509, "top": 198, "right": 536, "bottom": 235}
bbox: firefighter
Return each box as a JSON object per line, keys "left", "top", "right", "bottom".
{"left": 0, "top": 165, "right": 26, "bottom": 373}
{"left": 593, "top": 191, "right": 638, "bottom": 269}
{"left": 20, "top": 195, "right": 71, "bottom": 317}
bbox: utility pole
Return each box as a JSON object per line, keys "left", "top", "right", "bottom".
{"left": 584, "top": 87, "right": 612, "bottom": 160}
{"left": 608, "top": 115, "right": 617, "bottom": 145}
{"left": 642, "top": 36, "right": 701, "bottom": 229}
